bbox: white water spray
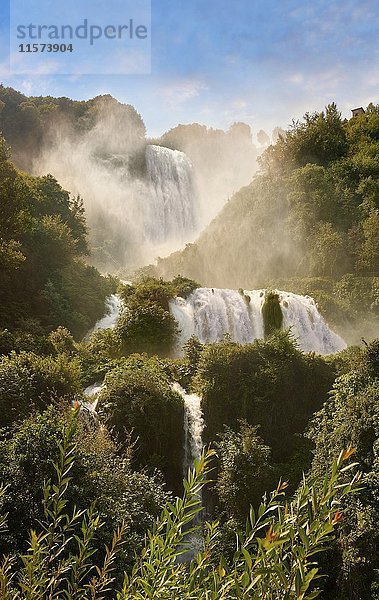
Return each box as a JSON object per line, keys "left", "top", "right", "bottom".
{"left": 279, "top": 291, "right": 345, "bottom": 354}
{"left": 36, "top": 133, "right": 200, "bottom": 269}
{"left": 92, "top": 294, "right": 123, "bottom": 332}
{"left": 172, "top": 383, "right": 204, "bottom": 475}
{"left": 173, "top": 383, "right": 205, "bottom": 558}
{"left": 145, "top": 145, "right": 198, "bottom": 245}
{"left": 83, "top": 382, "right": 104, "bottom": 413}
{"left": 170, "top": 287, "right": 346, "bottom": 355}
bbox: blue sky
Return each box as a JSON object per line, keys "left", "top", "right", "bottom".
{"left": 0, "top": 0, "right": 378, "bottom": 138}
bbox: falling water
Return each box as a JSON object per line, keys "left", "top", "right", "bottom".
{"left": 278, "top": 291, "right": 346, "bottom": 354}
{"left": 169, "top": 287, "right": 346, "bottom": 355}
{"left": 172, "top": 383, "right": 204, "bottom": 474}
{"left": 92, "top": 294, "right": 123, "bottom": 332}
{"left": 82, "top": 382, "right": 104, "bottom": 413}
{"left": 145, "top": 145, "right": 198, "bottom": 244}
{"left": 172, "top": 383, "right": 205, "bottom": 558}
{"left": 169, "top": 288, "right": 264, "bottom": 348}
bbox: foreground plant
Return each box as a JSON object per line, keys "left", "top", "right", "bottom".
{"left": 119, "top": 449, "right": 360, "bottom": 600}
{"left": 0, "top": 408, "right": 124, "bottom": 599}
{"left": 0, "top": 409, "right": 360, "bottom": 599}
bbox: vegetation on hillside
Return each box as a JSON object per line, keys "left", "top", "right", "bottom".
{"left": 0, "top": 135, "right": 115, "bottom": 338}
{"left": 0, "top": 86, "right": 146, "bottom": 172}
{"left": 156, "top": 103, "right": 379, "bottom": 343}
{"left": 0, "top": 93, "right": 378, "bottom": 598}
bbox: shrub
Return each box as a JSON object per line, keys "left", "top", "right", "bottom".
{"left": 97, "top": 355, "right": 184, "bottom": 490}
{"left": 307, "top": 359, "right": 379, "bottom": 599}
{"left": 195, "top": 332, "right": 335, "bottom": 460}
{"left": 262, "top": 291, "right": 283, "bottom": 337}
{"left": 216, "top": 421, "right": 275, "bottom": 519}
{"left": 115, "top": 276, "right": 199, "bottom": 356}
{"left": 115, "top": 303, "right": 179, "bottom": 356}
{"left": 0, "top": 351, "right": 81, "bottom": 427}
{"left": 0, "top": 429, "right": 359, "bottom": 599}
{"left": 0, "top": 404, "right": 169, "bottom": 571}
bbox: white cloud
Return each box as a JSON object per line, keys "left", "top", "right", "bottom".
{"left": 231, "top": 98, "right": 248, "bottom": 110}
{"left": 288, "top": 73, "right": 304, "bottom": 85}
{"left": 157, "top": 79, "right": 208, "bottom": 106}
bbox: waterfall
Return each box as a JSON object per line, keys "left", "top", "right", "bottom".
{"left": 172, "top": 383, "right": 204, "bottom": 475}
{"left": 83, "top": 293, "right": 122, "bottom": 342}
{"left": 170, "top": 288, "right": 265, "bottom": 348}
{"left": 173, "top": 383, "right": 205, "bottom": 559}
{"left": 82, "top": 382, "right": 104, "bottom": 413}
{"left": 145, "top": 145, "right": 198, "bottom": 244}
{"left": 169, "top": 287, "right": 346, "bottom": 355}
{"left": 92, "top": 294, "right": 122, "bottom": 332}
{"left": 279, "top": 291, "right": 345, "bottom": 355}
{"left": 84, "top": 382, "right": 104, "bottom": 398}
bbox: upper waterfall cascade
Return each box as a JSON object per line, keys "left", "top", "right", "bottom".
{"left": 145, "top": 145, "right": 198, "bottom": 244}
{"left": 169, "top": 287, "right": 347, "bottom": 355}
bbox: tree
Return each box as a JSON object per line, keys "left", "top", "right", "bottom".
{"left": 0, "top": 351, "right": 81, "bottom": 427}
{"left": 0, "top": 442, "right": 359, "bottom": 599}
{"left": 307, "top": 339, "right": 379, "bottom": 598}
{"left": 116, "top": 277, "right": 198, "bottom": 356}
{"left": 0, "top": 405, "right": 169, "bottom": 581}
{"left": 216, "top": 421, "right": 274, "bottom": 519}
{"left": 272, "top": 126, "right": 285, "bottom": 143}
{"left": 115, "top": 304, "right": 179, "bottom": 356}
{"left": 0, "top": 138, "right": 114, "bottom": 338}
{"left": 195, "top": 332, "right": 334, "bottom": 459}
{"left": 97, "top": 355, "right": 184, "bottom": 490}
{"left": 358, "top": 209, "right": 379, "bottom": 275}
{"left": 310, "top": 223, "right": 347, "bottom": 277}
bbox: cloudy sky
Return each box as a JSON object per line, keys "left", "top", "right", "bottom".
{"left": 0, "top": 0, "right": 378, "bottom": 139}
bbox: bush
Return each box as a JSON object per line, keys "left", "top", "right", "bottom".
{"left": 216, "top": 421, "right": 275, "bottom": 519}
{"left": 97, "top": 355, "right": 184, "bottom": 490}
{"left": 262, "top": 291, "right": 283, "bottom": 337}
{"left": 115, "top": 276, "right": 199, "bottom": 357}
{"left": 0, "top": 351, "right": 81, "bottom": 427}
{"left": 0, "top": 433, "right": 359, "bottom": 599}
{"left": 0, "top": 404, "right": 169, "bottom": 571}
{"left": 48, "top": 326, "right": 76, "bottom": 354}
{"left": 0, "top": 328, "right": 54, "bottom": 356}
{"left": 115, "top": 303, "right": 179, "bottom": 356}
{"left": 308, "top": 341, "right": 379, "bottom": 599}
{"left": 195, "top": 332, "right": 335, "bottom": 460}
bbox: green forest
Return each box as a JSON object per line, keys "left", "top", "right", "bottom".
{"left": 0, "top": 87, "right": 378, "bottom": 598}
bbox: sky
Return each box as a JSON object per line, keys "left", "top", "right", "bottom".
{"left": 0, "top": 0, "right": 378, "bottom": 139}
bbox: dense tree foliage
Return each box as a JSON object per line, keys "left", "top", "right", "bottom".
{"left": 0, "top": 405, "right": 169, "bottom": 572}
{"left": 195, "top": 332, "right": 334, "bottom": 459}
{"left": 115, "top": 276, "right": 198, "bottom": 356}
{"left": 97, "top": 354, "right": 184, "bottom": 490}
{"left": 307, "top": 339, "right": 379, "bottom": 599}
{"left": 0, "top": 351, "right": 81, "bottom": 428}
{"left": 0, "top": 426, "right": 359, "bottom": 599}
{"left": 216, "top": 422, "right": 275, "bottom": 519}
{"left": 262, "top": 291, "right": 283, "bottom": 337}
{"left": 0, "top": 86, "right": 146, "bottom": 171}
{"left": 0, "top": 136, "right": 115, "bottom": 338}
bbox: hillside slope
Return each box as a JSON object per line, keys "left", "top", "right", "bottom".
{"left": 155, "top": 103, "right": 379, "bottom": 342}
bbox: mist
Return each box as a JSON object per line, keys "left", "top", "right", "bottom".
{"left": 33, "top": 96, "right": 260, "bottom": 274}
